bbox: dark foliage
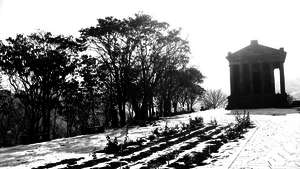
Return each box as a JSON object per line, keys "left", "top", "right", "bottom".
{"left": 0, "top": 13, "right": 205, "bottom": 147}
{"left": 226, "top": 111, "right": 252, "bottom": 140}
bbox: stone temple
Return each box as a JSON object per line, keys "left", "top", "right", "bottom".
{"left": 226, "top": 40, "right": 288, "bottom": 109}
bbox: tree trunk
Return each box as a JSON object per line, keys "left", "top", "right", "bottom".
{"left": 151, "top": 97, "right": 155, "bottom": 118}
{"left": 28, "top": 106, "right": 39, "bottom": 144}
{"left": 41, "top": 97, "right": 51, "bottom": 141}
{"left": 186, "top": 103, "right": 190, "bottom": 112}
{"left": 66, "top": 111, "right": 71, "bottom": 137}
{"left": 163, "top": 97, "right": 172, "bottom": 116}
{"left": 43, "top": 111, "right": 51, "bottom": 141}
{"left": 136, "top": 100, "right": 148, "bottom": 120}
{"left": 118, "top": 101, "right": 126, "bottom": 127}
{"left": 52, "top": 108, "right": 57, "bottom": 139}
{"left": 159, "top": 98, "right": 163, "bottom": 117}
{"left": 110, "top": 107, "right": 119, "bottom": 128}
{"left": 131, "top": 101, "right": 139, "bottom": 118}
{"left": 173, "top": 101, "right": 177, "bottom": 114}
{"left": 134, "top": 93, "right": 151, "bottom": 121}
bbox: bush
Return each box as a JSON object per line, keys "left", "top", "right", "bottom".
{"left": 104, "top": 136, "right": 120, "bottom": 154}
{"left": 136, "top": 137, "right": 147, "bottom": 145}
{"left": 208, "top": 118, "right": 218, "bottom": 126}
{"left": 152, "top": 128, "right": 160, "bottom": 136}
{"left": 148, "top": 134, "right": 156, "bottom": 141}
{"left": 162, "top": 123, "right": 178, "bottom": 138}
{"left": 180, "top": 122, "right": 189, "bottom": 130}
{"left": 152, "top": 122, "right": 181, "bottom": 138}
{"left": 225, "top": 127, "right": 241, "bottom": 140}
{"left": 225, "top": 111, "right": 252, "bottom": 140}
{"left": 189, "top": 116, "right": 204, "bottom": 129}
{"left": 104, "top": 135, "right": 140, "bottom": 155}
{"left": 233, "top": 110, "right": 251, "bottom": 129}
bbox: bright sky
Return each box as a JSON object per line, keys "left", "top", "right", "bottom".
{"left": 0, "top": 0, "right": 300, "bottom": 96}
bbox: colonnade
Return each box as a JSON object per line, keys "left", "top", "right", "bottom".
{"left": 229, "top": 62, "right": 285, "bottom": 96}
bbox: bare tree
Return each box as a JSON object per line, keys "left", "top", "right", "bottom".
{"left": 202, "top": 89, "right": 227, "bottom": 109}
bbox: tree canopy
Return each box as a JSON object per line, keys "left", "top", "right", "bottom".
{"left": 0, "top": 32, "right": 85, "bottom": 142}
{"left": 0, "top": 14, "right": 205, "bottom": 146}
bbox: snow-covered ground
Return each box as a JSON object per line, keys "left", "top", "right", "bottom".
{"left": 225, "top": 108, "right": 300, "bottom": 169}
{"left": 1, "top": 108, "right": 300, "bottom": 169}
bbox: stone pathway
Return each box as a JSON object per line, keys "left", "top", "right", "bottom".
{"left": 228, "top": 109, "right": 300, "bottom": 169}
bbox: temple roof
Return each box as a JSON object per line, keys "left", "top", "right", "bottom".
{"left": 227, "top": 40, "right": 286, "bottom": 63}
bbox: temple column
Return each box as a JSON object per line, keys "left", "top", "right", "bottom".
{"left": 269, "top": 63, "right": 275, "bottom": 94}
{"left": 260, "top": 63, "right": 265, "bottom": 94}
{"left": 239, "top": 63, "right": 244, "bottom": 94}
{"left": 229, "top": 64, "right": 234, "bottom": 95}
{"left": 279, "top": 63, "right": 286, "bottom": 94}
{"left": 248, "top": 64, "right": 254, "bottom": 94}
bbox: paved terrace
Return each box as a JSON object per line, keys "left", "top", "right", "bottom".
{"left": 205, "top": 108, "right": 300, "bottom": 169}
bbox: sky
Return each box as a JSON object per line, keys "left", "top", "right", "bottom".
{"left": 0, "top": 0, "right": 300, "bottom": 97}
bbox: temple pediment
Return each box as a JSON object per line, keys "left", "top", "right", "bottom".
{"left": 227, "top": 40, "right": 286, "bottom": 63}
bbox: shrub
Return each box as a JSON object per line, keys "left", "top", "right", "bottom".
{"left": 104, "top": 134, "right": 141, "bottom": 154}
{"left": 225, "top": 111, "right": 252, "bottom": 140}
{"left": 104, "top": 136, "right": 120, "bottom": 154}
{"left": 189, "top": 116, "right": 204, "bottom": 129}
{"left": 180, "top": 122, "right": 187, "bottom": 130}
{"left": 208, "top": 118, "right": 218, "bottom": 126}
{"left": 136, "top": 137, "right": 147, "bottom": 145}
{"left": 162, "top": 123, "right": 178, "bottom": 138}
{"left": 148, "top": 134, "right": 156, "bottom": 141}
{"left": 152, "top": 127, "right": 160, "bottom": 136}
{"left": 91, "top": 151, "right": 97, "bottom": 160}
{"left": 225, "top": 127, "right": 241, "bottom": 140}
{"left": 233, "top": 110, "right": 251, "bottom": 130}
